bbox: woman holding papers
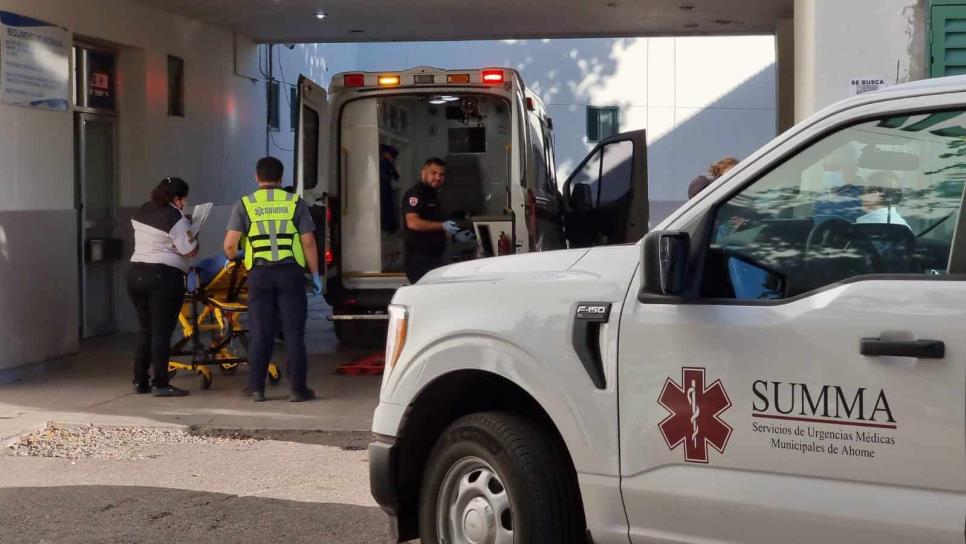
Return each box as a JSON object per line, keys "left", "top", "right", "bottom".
{"left": 127, "top": 177, "right": 198, "bottom": 397}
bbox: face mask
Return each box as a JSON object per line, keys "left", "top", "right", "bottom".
{"left": 822, "top": 171, "right": 845, "bottom": 189}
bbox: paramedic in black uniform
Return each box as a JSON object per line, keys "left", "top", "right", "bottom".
{"left": 402, "top": 157, "right": 461, "bottom": 283}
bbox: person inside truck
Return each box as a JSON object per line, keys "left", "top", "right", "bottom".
{"left": 813, "top": 145, "right": 864, "bottom": 220}
{"left": 856, "top": 171, "right": 910, "bottom": 228}
{"left": 401, "top": 157, "right": 475, "bottom": 283}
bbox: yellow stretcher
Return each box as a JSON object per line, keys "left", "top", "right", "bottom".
{"left": 168, "top": 260, "right": 281, "bottom": 390}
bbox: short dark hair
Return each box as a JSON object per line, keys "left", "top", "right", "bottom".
{"left": 150, "top": 177, "right": 189, "bottom": 205}
{"left": 256, "top": 156, "right": 284, "bottom": 183}
{"left": 423, "top": 157, "right": 446, "bottom": 169}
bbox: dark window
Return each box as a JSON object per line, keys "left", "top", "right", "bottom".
{"left": 300, "top": 105, "right": 319, "bottom": 190}
{"left": 569, "top": 149, "right": 601, "bottom": 210}
{"left": 448, "top": 127, "right": 486, "bottom": 153}
{"left": 568, "top": 139, "right": 634, "bottom": 210}
{"left": 599, "top": 140, "right": 634, "bottom": 205}
{"left": 542, "top": 118, "right": 558, "bottom": 193}
{"left": 167, "top": 55, "right": 184, "bottom": 117}
{"left": 528, "top": 113, "right": 551, "bottom": 193}
{"left": 267, "top": 80, "right": 280, "bottom": 131}
{"left": 587, "top": 106, "right": 619, "bottom": 143}
{"left": 703, "top": 109, "right": 966, "bottom": 301}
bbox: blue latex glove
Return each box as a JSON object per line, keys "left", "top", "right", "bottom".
{"left": 454, "top": 229, "right": 477, "bottom": 243}
{"left": 310, "top": 272, "right": 323, "bottom": 295}
{"left": 442, "top": 220, "right": 461, "bottom": 235}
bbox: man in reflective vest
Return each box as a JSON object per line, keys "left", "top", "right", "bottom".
{"left": 223, "top": 156, "right": 322, "bottom": 403}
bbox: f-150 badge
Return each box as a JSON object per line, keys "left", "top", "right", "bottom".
{"left": 658, "top": 367, "right": 733, "bottom": 464}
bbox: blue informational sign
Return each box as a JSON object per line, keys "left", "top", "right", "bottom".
{"left": 0, "top": 11, "right": 69, "bottom": 111}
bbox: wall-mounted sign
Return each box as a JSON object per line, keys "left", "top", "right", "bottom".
{"left": 849, "top": 77, "right": 891, "bottom": 96}
{"left": 0, "top": 11, "right": 69, "bottom": 111}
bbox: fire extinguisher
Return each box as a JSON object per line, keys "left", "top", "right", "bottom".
{"left": 497, "top": 231, "right": 511, "bottom": 256}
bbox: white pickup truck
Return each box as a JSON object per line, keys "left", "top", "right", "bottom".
{"left": 369, "top": 76, "right": 966, "bottom": 544}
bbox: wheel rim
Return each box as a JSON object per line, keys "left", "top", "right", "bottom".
{"left": 436, "top": 456, "right": 513, "bottom": 544}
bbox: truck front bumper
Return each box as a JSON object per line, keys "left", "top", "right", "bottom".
{"left": 369, "top": 434, "right": 403, "bottom": 537}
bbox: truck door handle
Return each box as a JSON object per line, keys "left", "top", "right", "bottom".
{"left": 860, "top": 338, "right": 945, "bottom": 359}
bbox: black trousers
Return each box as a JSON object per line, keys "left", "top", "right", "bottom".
{"left": 248, "top": 263, "right": 308, "bottom": 393}
{"left": 127, "top": 262, "right": 185, "bottom": 388}
{"left": 405, "top": 251, "right": 443, "bottom": 284}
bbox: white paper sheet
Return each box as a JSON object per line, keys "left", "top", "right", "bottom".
{"left": 189, "top": 202, "right": 213, "bottom": 236}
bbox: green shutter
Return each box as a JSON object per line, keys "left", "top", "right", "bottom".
{"left": 931, "top": 4, "right": 966, "bottom": 77}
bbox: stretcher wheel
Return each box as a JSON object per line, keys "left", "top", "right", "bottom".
{"left": 268, "top": 364, "right": 282, "bottom": 385}
{"left": 219, "top": 363, "right": 238, "bottom": 375}
{"left": 199, "top": 367, "right": 213, "bottom": 390}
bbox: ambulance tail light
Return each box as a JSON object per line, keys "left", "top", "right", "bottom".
{"left": 447, "top": 73, "right": 470, "bottom": 84}
{"left": 343, "top": 73, "right": 365, "bottom": 87}
{"left": 378, "top": 74, "right": 401, "bottom": 86}
{"left": 324, "top": 197, "right": 335, "bottom": 267}
{"left": 482, "top": 69, "right": 504, "bottom": 84}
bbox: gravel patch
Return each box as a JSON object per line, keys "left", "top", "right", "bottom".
{"left": 188, "top": 427, "right": 371, "bottom": 450}
{"left": 7, "top": 424, "right": 256, "bottom": 460}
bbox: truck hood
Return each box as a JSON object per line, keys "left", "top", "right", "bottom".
{"left": 419, "top": 248, "right": 591, "bottom": 284}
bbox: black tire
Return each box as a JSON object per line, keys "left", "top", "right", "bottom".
{"left": 418, "top": 412, "right": 585, "bottom": 544}
{"left": 333, "top": 320, "right": 387, "bottom": 349}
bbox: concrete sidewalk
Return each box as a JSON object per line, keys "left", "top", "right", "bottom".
{"left": 0, "top": 309, "right": 384, "bottom": 443}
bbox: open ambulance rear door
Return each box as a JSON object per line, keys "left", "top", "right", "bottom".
{"left": 295, "top": 75, "right": 330, "bottom": 201}
{"left": 294, "top": 74, "right": 331, "bottom": 289}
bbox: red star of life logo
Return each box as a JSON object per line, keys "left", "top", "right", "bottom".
{"left": 658, "top": 367, "right": 733, "bottom": 464}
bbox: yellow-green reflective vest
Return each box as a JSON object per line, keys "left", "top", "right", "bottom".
{"left": 240, "top": 188, "right": 305, "bottom": 269}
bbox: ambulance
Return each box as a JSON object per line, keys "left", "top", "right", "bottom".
{"left": 294, "top": 67, "right": 648, "bottom": 345}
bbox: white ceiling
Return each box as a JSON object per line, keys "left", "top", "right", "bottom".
{"left": 135, "top": 0, "right": 793, "bottom": 43}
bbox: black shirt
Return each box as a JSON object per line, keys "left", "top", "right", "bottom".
{"left": 402, "top": 182, "right": 445, "bottom": 255}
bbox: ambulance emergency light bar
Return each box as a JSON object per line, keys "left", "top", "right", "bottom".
{"left": 340, "top": 69, "right": 507, "bottom": 88}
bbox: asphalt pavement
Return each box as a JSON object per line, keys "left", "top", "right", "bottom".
{"left": 0, "top": 298, "right": 406, "bottom": 543}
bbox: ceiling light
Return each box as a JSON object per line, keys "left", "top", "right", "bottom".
{"left": 428, "top": 97, "right": 448, "bottom": 105}
{"left": 441, "top": 95, "right": 460, "bottom": 102}
{"left": 315, "top": 11, "right": 327, "bottom": 20}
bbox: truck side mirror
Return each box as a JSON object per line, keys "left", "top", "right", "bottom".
{"left": 640, "top": 230, "right": 690, "bottom": 297}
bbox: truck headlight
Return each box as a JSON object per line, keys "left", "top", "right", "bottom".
{"left": 385, "top": 305, "right": 408, "bottom": 370}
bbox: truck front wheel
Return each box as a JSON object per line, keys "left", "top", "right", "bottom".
{"left": 418, "top": 412, "right": 584, "bottom": 544}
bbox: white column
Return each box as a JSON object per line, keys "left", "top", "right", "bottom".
{"left": 794, "top": 0, "right": 927, "bottom": 122}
